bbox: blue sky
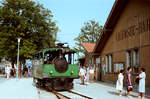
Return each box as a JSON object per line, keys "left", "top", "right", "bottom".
{"left": 35, "top": 0, "right": 115, "bottom": 48}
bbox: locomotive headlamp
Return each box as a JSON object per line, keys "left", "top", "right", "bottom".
{"left": 50, "top": 71, "right": 53, "bottom": 74}
{"left": 71, "top": 71, "right": 74, "bottom": 74}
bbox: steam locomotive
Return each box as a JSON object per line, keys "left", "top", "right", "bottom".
{"left": 32, "top": 43, "right": 79, "bottom": 91}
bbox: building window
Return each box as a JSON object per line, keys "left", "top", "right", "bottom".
{"left": 105, "top": 56, "right": 108, "bottom": 72}
{"left": 126, "top": 51, "right": 131, "bottom": 69}
{"left": 133, "top": 49, "right": 139, "bottom": 73}
{"left": 109, "top": 55, "right": 112, "bottom": 73}
{"left": 96, "top": 58, "right": 100, "bottom": 64}
{"left": 114, "top": 63, "right": 124, "bottom": 73}
{"left": 90, "top": 58, "right": 94, "bottom": 65}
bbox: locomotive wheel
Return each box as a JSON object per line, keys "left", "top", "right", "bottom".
{"left": 34, "top": 78, "right": 74, "bottom": 91}
{"left": 45, "top": 79, "right": 53, "bottom": 91}
{"left": 35, "top": 81, "right": 40, "bottom": 88}
{"left": 53, "top": 78, "right": 74, "bottom": 91}
{"left": 33, "top": 78, "right": 40, "bottom": 88}
{"left": 46, "top": 84, "right": 53, "bottom": 91}
{"left": 35, "top": 79, "right": 45, "bottom": 88}
{"left": 68, "top": 78, "right": 74, "bottom": 89}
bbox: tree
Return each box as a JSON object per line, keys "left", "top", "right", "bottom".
{"left": 74, "top": 20, "right": 103, "bottom": 57}
{"left": 0, "top": 0, "right": 58, "bottom": 64}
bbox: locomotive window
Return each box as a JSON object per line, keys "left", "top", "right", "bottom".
{"left": 68, "top": 53, "right": 72, "bottom": 64}
{"left": 65, "top": 53, "right": 73, "bottom": 64}
{"left": 65, "top": 54, "right": 68, "bottom": 63}
{"left": 44, "top": 51, "right": 59, "bottom": 64}
{"left": 43, "top": 50, "right": 75, "bottom": 64}
{"left": 34, "top": 53, "right": 39, "bottom": 59}
{"left": 33, "top": 52, "right": 42, "bottom": 60}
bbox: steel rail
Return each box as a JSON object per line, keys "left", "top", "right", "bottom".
{"left": 52, "top": 91, "right": 71, "bottom": 99}
{"left": 38, "top": 87, "right": 93, "bottom": 99}
{"left": 68, "top": 90, "right": 93, "bottom": 99}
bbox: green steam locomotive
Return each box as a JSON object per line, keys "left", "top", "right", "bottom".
{"left": 32, "top": 43, "right": 79, "bottom": 91}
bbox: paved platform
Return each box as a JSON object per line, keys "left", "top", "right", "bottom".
{"left": 73, "top": 79, "right": 142, "bottom": 99}
{"left": 93, "top": 80, "right": 150, "bottom": 99}
{"left": 0, "top": 78, "right": 38, "bottom": 99}
{"left": 0, "top": 78, "right": 149, "bottom": 99}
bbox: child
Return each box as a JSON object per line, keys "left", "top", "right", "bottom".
{"left": 116, "top": 69, "right": 124, "bottom": 96}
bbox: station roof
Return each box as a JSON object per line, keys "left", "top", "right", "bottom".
{"left": 81, "top": 42, "right": 96, "bottom": 53}
{"left": 93, "top": 0, "right": 128, "bottom": 53}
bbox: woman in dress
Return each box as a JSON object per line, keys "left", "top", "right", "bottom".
{"left": 89, "top": 66, "right": 94, "bottom": 83}
{"left": 79, "top": 66, "right": 85, "bottom": 85}
{"left": 116, "top": 69, "right": 124, "bottom": 96}
{"left": 126, "top": 67, "right": 133, "bottom": 97}
{"left": 136, "top": 68, "right": 146, "bottom": 99}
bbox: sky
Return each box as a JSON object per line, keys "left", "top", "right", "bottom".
{"left": 35, "top": 0, "right": 115, "bottom": 48}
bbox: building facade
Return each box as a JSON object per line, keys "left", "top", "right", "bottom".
{"left": 94, "top": 0, "right": 150, "bottom": 91}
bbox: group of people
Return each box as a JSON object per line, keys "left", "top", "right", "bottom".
{"left": 5, "top": 64, "right": 32, "bottom": 79}
{"left": 79, "top": 66, "right": 95, "bottom": 85}
{"left": 22, "top": 66, "right": 32, "bottom": 77}
{"left": 116, "top": 67, "right": 146, "bottom": 99}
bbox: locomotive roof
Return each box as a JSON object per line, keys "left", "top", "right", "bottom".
{"left": 42, "top": 47, "right": 76, "bottom": 54}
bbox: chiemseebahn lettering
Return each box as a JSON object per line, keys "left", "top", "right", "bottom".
{"left": 116, "top": 18, "right": 150, "bottom": 41}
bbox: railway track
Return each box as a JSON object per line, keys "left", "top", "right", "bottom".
{"left": 38, "top": 88, "right": 93, "bottom": 99}
{"left": 68, "top": 90, "right": 93, "bottom": 99}
{"left": 51, "top": 91, "right": 70, "bottom": 99}
{"left": 52, "top": 90, "right": 93, "bottom": 99}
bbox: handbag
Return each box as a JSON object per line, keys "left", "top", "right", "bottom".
{"left": 128, "top": 86, "right": 133, "bottom": 91}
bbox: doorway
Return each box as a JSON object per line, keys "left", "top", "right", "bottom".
{"left": 98, "top": 63, "right": 102, "bottom": 81}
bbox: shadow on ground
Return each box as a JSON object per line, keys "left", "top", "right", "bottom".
{"left": 108, "top": 91, "right": 137, "bottom": 98}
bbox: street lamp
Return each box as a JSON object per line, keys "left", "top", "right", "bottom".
{"left": 17, "top": 38, "right": 20, "bottom": 78}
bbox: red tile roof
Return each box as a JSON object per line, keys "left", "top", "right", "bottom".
{"left": 81, "top": 42, "right": 96, "bottom": 53}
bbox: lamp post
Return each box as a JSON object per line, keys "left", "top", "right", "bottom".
{"left": 17, "top": 38, "right": 20, "bottom": 78}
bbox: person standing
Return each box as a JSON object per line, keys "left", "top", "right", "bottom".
{"left": 86, "top": 67, "right": 90, "bottom": 84}
{"left": 116, "top": 69, "right": 124, "bottom": 96}
{"left": 10, "top": 66, "right": 15, "bottom": 77}
{"left": 5, "top": 65, "right": 7, "bottom": 78}
{"left": 28, "top": 66, "right": 32, "bottom": 77}
{"left": 22, "top": 67, "right": 25, "bottom": 77}
{"left": 136, "top": 68, "right": 146, "bottom": 99}
{"left": 79, "top": 66, "right": 85, "bottom": 85}
{"left": 6, "top": 64, "right": 11, "bottom": 79}
{"left": 24, "top": 66, "right": 28, "bottom": 77}
{"left": 89, "top": 66, "right": 94, "bottom": 83}
{"left": 83, "top": 67, "right": 87, "bottom": 83}
{"left": 126, "top": 67, "right": 133, "bottom": 97}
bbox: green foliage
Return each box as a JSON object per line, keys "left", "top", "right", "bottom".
{"left": 74, "top": 20, "right": 103, "bottom": 56}
{"left": 0, "top": 0, "right": 58, "bottom": 62}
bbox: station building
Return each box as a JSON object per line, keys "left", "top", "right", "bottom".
{"left": 93, "top": 0, "right": 150, "bottom": 91}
